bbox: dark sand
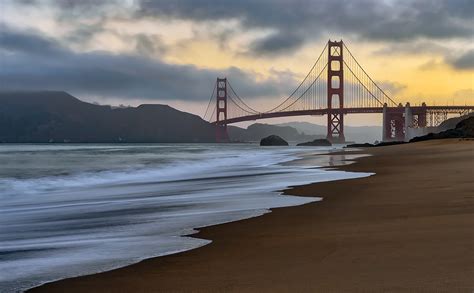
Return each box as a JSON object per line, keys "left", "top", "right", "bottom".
{"left": 31, "top": 139, "right": 474, "bottom": 292}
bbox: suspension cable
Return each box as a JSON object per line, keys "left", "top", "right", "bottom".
{"left": 343, "top": 60, "right": 385, "bottom": 106}
{"left": 203, "top": 80, "right": 217, "bottom": 121}
{"left": 227, "top": 81, "right": 260, "bottom": 114}
{"left": 264, "top": 43, "right": 328, "bottom": 113}
{"left": 209, "top": 104, "right": 217, "bottom": 122}
{"left": 227, "top": 95, "right": 259, "bottom": 115}
{"left": 278, "top": 63, "right": 328, "bottom": 112}
{"left": 343, "top": 42, "right": 397, "bottom": 106}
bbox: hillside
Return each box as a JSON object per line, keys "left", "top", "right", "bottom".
{"left": 228, "top": 123, "right": 324, "bottom": 142}
{"left": 436, "top": 113, "right": 474, "bottom": 132}
{"left": 0, "top": 91, "right": 216, "bottom": 143}
{"left": 277, "top": 121, "right": 382, "bottom": 143}
{"left": 410, "top": 116, "right": 474, "bottom": 142}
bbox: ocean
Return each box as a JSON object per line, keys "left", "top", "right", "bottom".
{"left": 0, "top": 143, "right": 370, "bottom": 292}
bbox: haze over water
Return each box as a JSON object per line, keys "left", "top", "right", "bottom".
{"left": 0, "top": 144, "right": 370, "bottom": 292}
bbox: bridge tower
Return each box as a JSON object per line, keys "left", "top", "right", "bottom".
{"left": 216, "top": 77, "right": 229, "bottom": 142}
{"left": 327, "top": 40, "right": 345, "bottom": 143}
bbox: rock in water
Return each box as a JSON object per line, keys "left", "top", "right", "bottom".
{"left": 260, "top": 135, "right": 289, "bottom": 146}
{"left": 345, "top": 143, "right": 374, "bottom": 148}
{"left": 297, "top": 139, "right": 332, "bottom": 146}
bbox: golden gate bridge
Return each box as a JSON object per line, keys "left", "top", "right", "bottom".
{"left": 203, "top": 40, "right": 473, "bottom": 142}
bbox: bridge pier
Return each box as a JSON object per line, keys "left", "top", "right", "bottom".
{"left": 404, "top": 102, "right": 430, "bottom": 141}
{"left": 382, "top": 103, "right": 405, "bottom": 142}
{"left": 383, "top": 102, "right": 431, "bottom": 142}
{"left": 215, "top": 124, "right": 229, "bottom": 142}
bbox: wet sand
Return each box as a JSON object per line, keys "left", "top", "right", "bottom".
{"left": 31, "top": 139, "right": 474, "bottom": 292}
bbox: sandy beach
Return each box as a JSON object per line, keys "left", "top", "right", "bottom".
{"left": 31, "top": 139, "right": 474, "bottom": 292}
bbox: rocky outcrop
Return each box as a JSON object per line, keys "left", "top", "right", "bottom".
{"left": 345, "top": 141, "right": 407, "bottom": 148}
{"left": 345, "top": 143, "right": 374, "bottom": 148}
{"left": 297, "top": 139, "right": 332, "bottom": 146}
{"left": 260, "top": 135, "right": 289, "bottom": 146}
{"left": 436, "top": 113, "right": 474, "bottom": 132}
{"left": 375, "top": 141, "right": 406, "bottom": 147}
{"left": 345, "top": 117, "right": 474, "bottom": 148}
{"left": 410, "top": 117, "right": 474, "bottom": 143}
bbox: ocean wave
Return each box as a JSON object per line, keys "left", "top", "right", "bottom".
{"left": 0, "top": 144, "right": 371, "bottom": 292}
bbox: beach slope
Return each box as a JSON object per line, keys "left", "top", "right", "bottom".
{"left": 32, "top": 139, "right": 474, "bottom": 292}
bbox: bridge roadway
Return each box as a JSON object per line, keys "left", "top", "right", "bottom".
{"left": 217, "top": 106, "right": 474, "bottom": 125}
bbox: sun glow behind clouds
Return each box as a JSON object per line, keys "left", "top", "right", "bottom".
{"left": 0, "top": 0, "right": 473, "bottom": 125}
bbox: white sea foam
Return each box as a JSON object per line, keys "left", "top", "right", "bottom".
{"left": 0, "top": 144, "right": 371, "bottom": 292}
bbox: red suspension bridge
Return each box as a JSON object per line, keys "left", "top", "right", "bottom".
{"left": 203, "top": 40, "right": 473, "bottom": 142}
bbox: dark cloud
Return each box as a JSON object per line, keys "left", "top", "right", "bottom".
{"left": 250, "top": 32, "right": 306, "bottom": 55}
{"left": 15, "top": 0, "right": 474, "bottom": 56}
{"left": 0, "top": 26, "right": 298, "bottom": 102}
{"left": 137, "top": 0, "right": 474, "bottom": 54}
{"left": 63, "top": 20, "right": 106, "bottom": 45}
{"left": 373, "top": 41, "right": 450, "bottom": 56}
{"left": 377, "top": 41, "right": 474, "bottom": 71}
{"left": 17, "top": 0, "right": 38, "bottom": 4}
{"left": 50, "top": 0, "right": 121, "bottom": 12}
{"left": 135, "top": 34, "right": 167, "bottom": 56}
{"left": 0, "top": 24, "right": 66, "bottom": 56}
{"left": 450, "top": 49, "right": 474, "bottom": 70}
{"left": 17, "top": 0, "right": 122, "bottom": 17}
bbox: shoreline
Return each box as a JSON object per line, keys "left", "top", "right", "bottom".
{"left": 31, "top": 139, "right": 474, "bottom": 292}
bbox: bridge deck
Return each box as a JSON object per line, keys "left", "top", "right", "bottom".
{"left": 216, "top": 106, "right": 474, "bottom": 125}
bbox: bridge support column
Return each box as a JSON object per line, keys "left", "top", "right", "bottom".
{"left": 418, "top": 103, "right": 427, "bottom": 127}
{"left": 326, "top": 40, "right": 345, "bottom": 143}
{"left": 383, "top": 104, "right": 405, "bottom": 142}
{"left": 382, "top": 103, "right": 388, "bottom": 142}
{"left": 404, "top": 102, "right": 413, "bottom": 141}
{"left": 404, "top": 102, "right": 429, "bottom": 141}
{"left": 216, "top": 77, "right": 229, "bottom": 142}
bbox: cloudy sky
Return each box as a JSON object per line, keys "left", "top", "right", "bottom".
{"left": 0, "top": 0, "right": 473, "bottom": 125}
